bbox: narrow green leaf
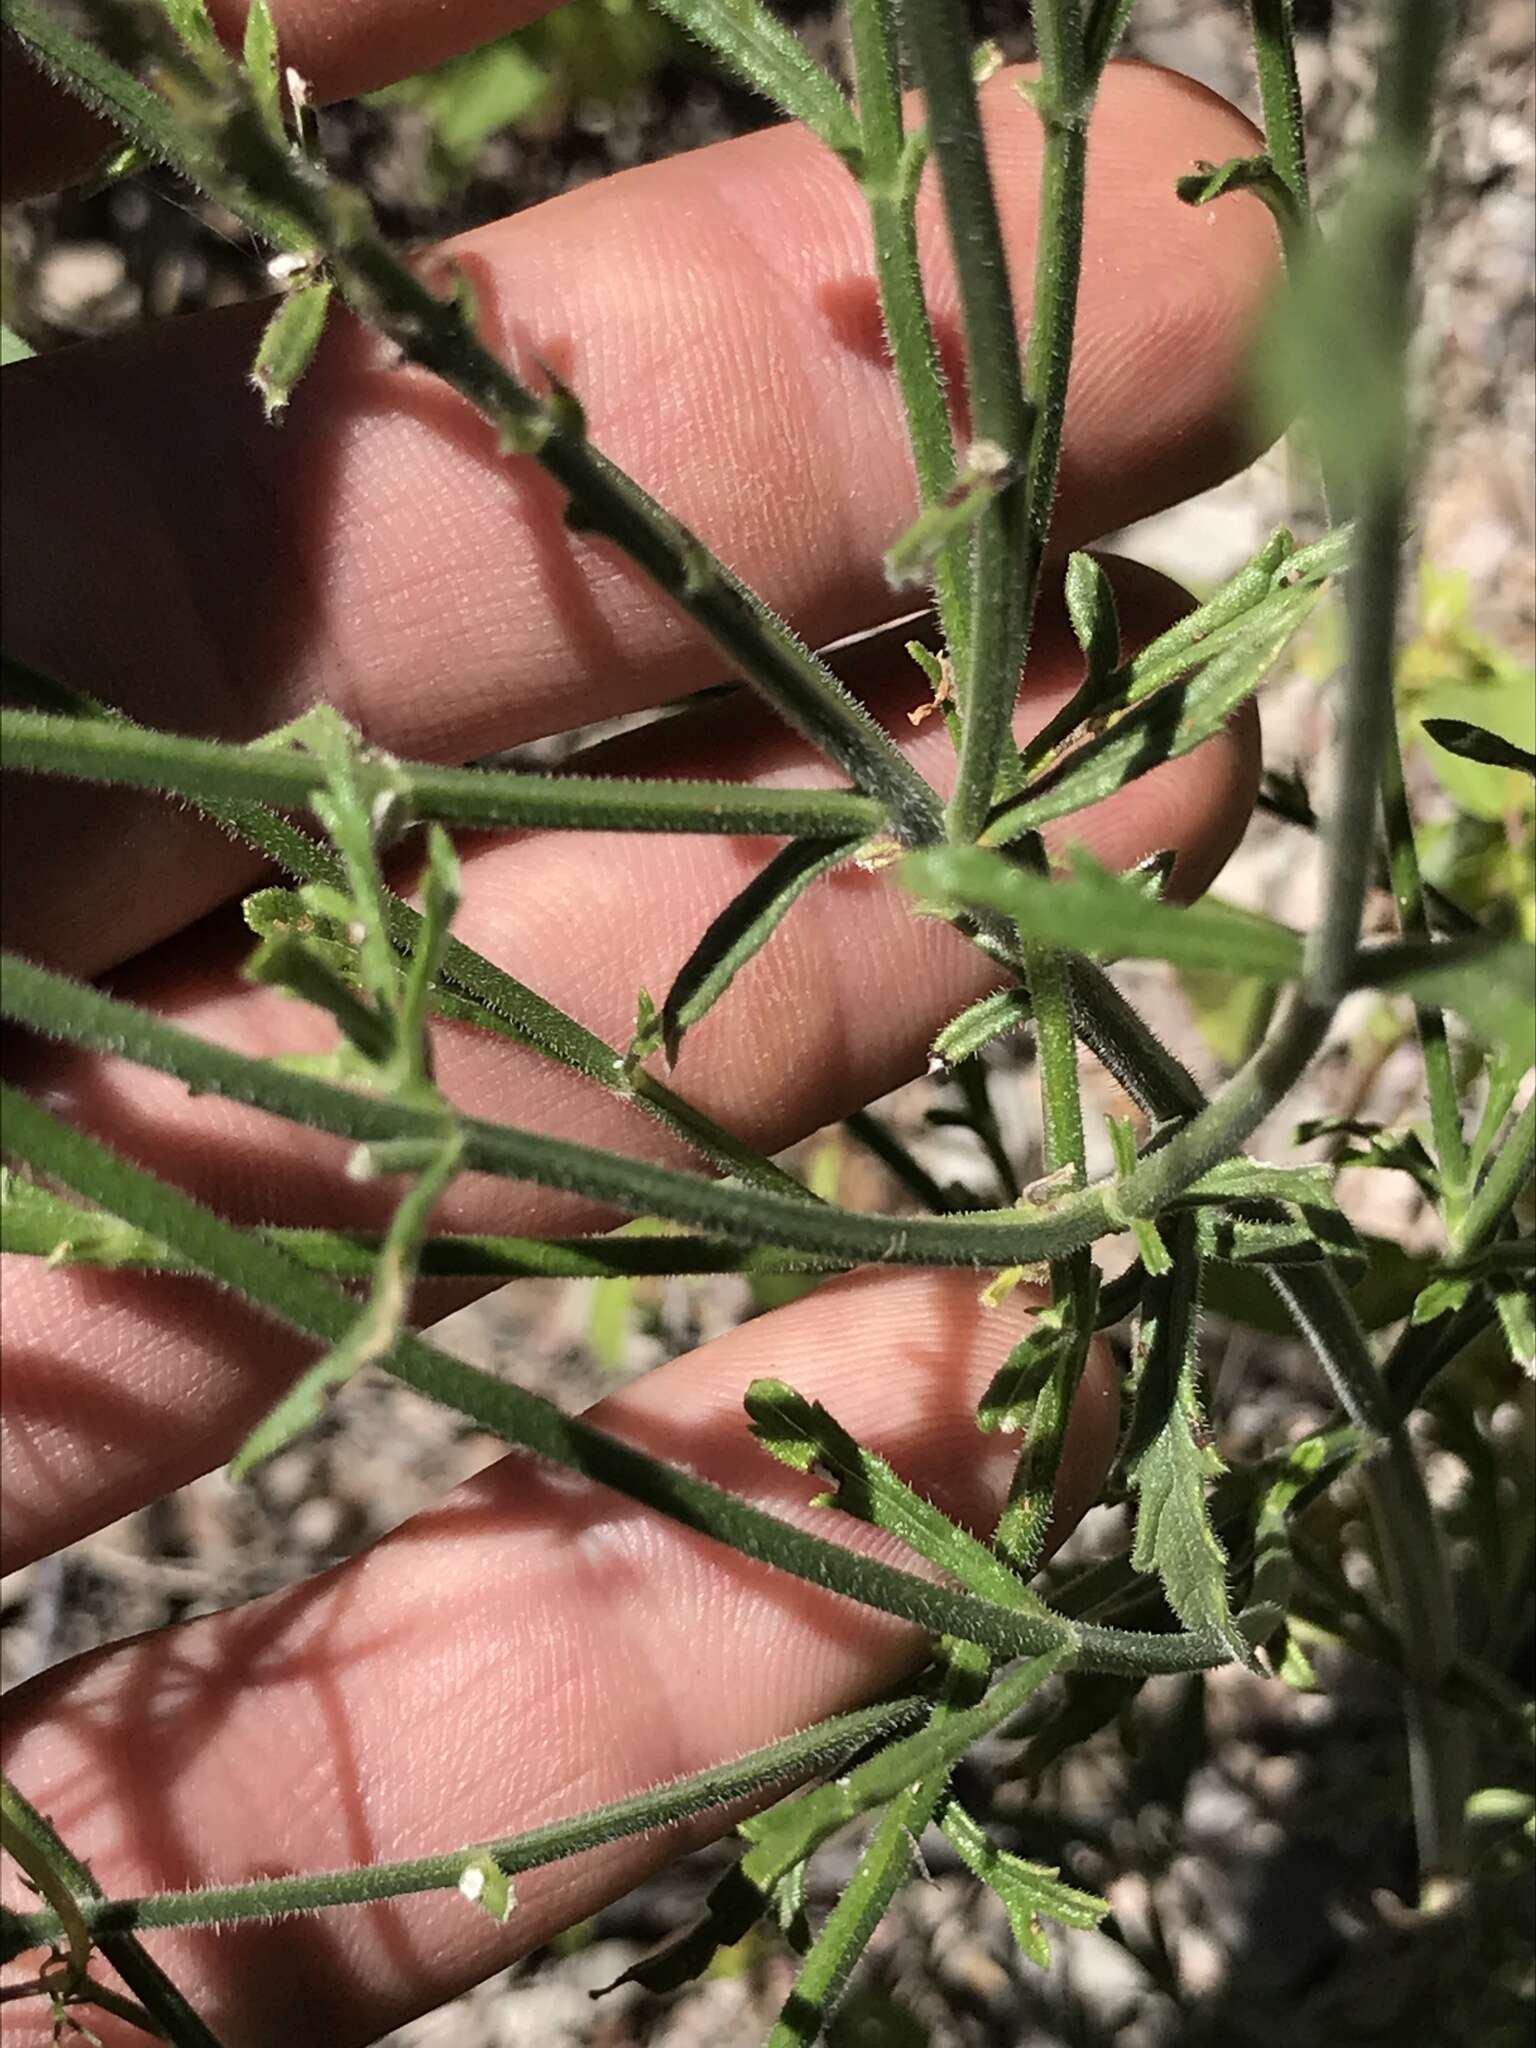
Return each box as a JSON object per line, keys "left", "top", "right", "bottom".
{"left": 1106, "top": 1114, "right": 1172, "bottom": 1274}
{"left": 250, "top": 276, "right": 332, "bottom": 418}
{"left": 1176, "top": 1158, "right": 1341, "bottom": 1209}
{"left": 990, "top": 588, "right": 1318, "bottom": 839}
{"left": 1296, "top": 1115, "right": 1438, "bottom": 1191}
{"left": 1, "top": 0, "right": 308, "bottom": 250}
{"left": 764, "top": 1643, "right": 1063, "bottom": 2044}
{"left": 1491, "top": 1271, "right": 1535, "bottom": 1375}
{"left": 1063, "top": 551, "right": 1121, "bottom": 684}
{"left": 906, "top": 846, "right": 1305, "bottom": 981}
{"left": 1411, "top": 1273, "right": 1473, "bottom": 1326}
{"left": 160, "top": 0, "right": 217, "bottom": 54}
{"left": 1465, "top": 1787, "right": 1536, "bottom": 1826}
{"left": 604, "top": 1859, "right": 768, "bottom": 1995}
{"left": 974, "top": 1305, "right": 1072, "bottom": 1438}
{"left": 243, "top": 928, "right": 395, "bottom": 1065}
{"left": 936, "top": 1798, "right": 1107, "bottom": 1968}
{"left": 241, "top": 877, "right": 807, "bottom": 1198}
{"left": 82, "top": 139, "right": 155, "bottom": 190}
{"left": 1017, "top": 528, "right": 1307, "bottom": 781}
{"left": 229, "top": 1125, "right": 463, "bottom": 1477}
{"left": 1422, "top": 717, "right": 1536, "bottom": 778}
{"left": 1178, "top": 965, "right": 1277, "bottom": 1069}
{"left": 1368, "top": 933, "right": 1536, "bottom": 1058}
{"left": 1193, "top": 1199, "right": 1366, "bottom": 1277}
{"left": 990, "top": 1295, "right": 1098, "bottom": 1579}
{"left": 648, "top": 0, "right": 862, "bottom": 163}
{"left": 396, "top": 824, "right": 461, "bottom": 1083}
{"left": 241, "top": 0, "right": 284, "bottom": 142}
{"left": 1, "top": 324, "right": 36, "bottom": 365}
{"left": 586, "top": 1275, "right": 637, "bottom": 1372}
{"left": 932, "top": 985, "right": 1033, "bottom": 1065}
{"left": 0, "top": 1169, "right": 167, "bottom": 1269}
{"left": 661, "top": 835, "right": 856, "bottom": 1065}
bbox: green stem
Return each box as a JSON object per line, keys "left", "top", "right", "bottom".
{"left": 901, "top": 4, "right": 1096, "bottom": 1566}
{"left": 1247, "top": 0, "right": 1469, "bottom": 1222}
{"left": 257, "top": 135, "right": 942, "bottom": 843}
{"left": 0, "top": 673, "right": 819, "bottom": 1201}
{"left": 0, "top": 1776, "right": 228, "bottom": 2048}
{"left": 769, "top": 1643, "right": 996, "bottom": 2045}
{"left": 1009, "top": 877, "right": 1094, "bottom": 1574}
{"left": 1103, "top": 12, "right": 1444, "bottom": 1214}
{"left": 0, "top": 0, "right": 305, "bottom": 250}
{"left": 899, "top": 0, "right": 1032, "bottom": 832}
{"left": 7, "top": 1695, "right": 928, "bottom": 1946}
{"left": 1363, "top": 1433, "right": 1470, "bottom": 1891}
{"left": 1320, "top": 0, "right": 1463, "bottom": 1887}
{"left": 1, "top": 955, "right": 1113, "bottom": 1267}
{"left": 1, "top": 1778, "right": 90, "bottom": 1995}
{"left": 1083, "top": 0, "right": 1136, "bottom": 79}
{"left": 908, "top": 1, "right": 1092, "bottom": 844}
{"left": 768, "top": 1795, "right": 918, "bottom": 2045}
{"left": 847, "top": 0, "right": 971, "bottom": 678}
{"left": 0, "top": 709, "right": 884, "bottom": 840}
{"left": 1246, "top": 0, "right": 1311, "bottom": 212}
{"left": 648, "top": 0, "right": 863, "bottom": 162}
{"left": 1380, "top": 739, "right": 1471, "bottom": 1217}
{"left": 844, "top": 1107, "right": 956, "bottom": 1213}
{"left": 0, "top": 947, "right": 1380, "bottom": 1281}
{"left": 0, "top": 1196, "right": 852, "bottom": 1281}
{"left": 1453, "top": 1093, "right": 1533, "bottom": 1260}
{"left": 6, "top": 15, "right": 943, "bottom": 846}
{"left": 0, "top": 1081, "right": 1228, "bottom": 1679}
{"left": 1259, "top": 1255, "right": 1474, "bottom": 1870}
{"left": 1013, "top": 0, "right": 1090, "bottom": 721}
{"left": 1265, "top": 1265, "right": 1395, "bottom": 1440}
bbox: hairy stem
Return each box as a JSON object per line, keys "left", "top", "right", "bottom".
{"left": 1, "top": 1775, "right": 228, "bottom": 2047}
{"left": 0, "top": 709, "right": 885, "bottom": 839}
{"left": 0, "top": 1082, "right": 1231, "bottom": 1679}
{"left": 899, "top": 0, "right": 1032, "bottom": 831}
{"left": 1246, "top": 0, "right": 1311, "bottom": 211}
{"left": 847, "top": 0, "right": 971, "bottom": 677}
{"left": 7, "top": 1695, "right": 928, "bottom": 1945}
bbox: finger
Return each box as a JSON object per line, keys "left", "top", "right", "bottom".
{"left": 3, "top": 1, "right": 574, "bottom": 200}
{"left": 0, "top": 1270, "right": 1120, "bottom": 2046}
{"left": 0, "top": 62, "right": 1279, "bottom": 972}
{"left": 0, "top": 559, "right": 1256, "bottom": 1570}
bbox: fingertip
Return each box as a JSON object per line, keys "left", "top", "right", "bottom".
{"left": 606, "top": 1267, "right": 1120, "bottom": 1558}
{"left": 969, "top": 60, "right": 1284, "bottom": 520}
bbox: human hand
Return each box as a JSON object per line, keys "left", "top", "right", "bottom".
{"left": 1, "top": 8, "right": 1277, "bottom": 2039}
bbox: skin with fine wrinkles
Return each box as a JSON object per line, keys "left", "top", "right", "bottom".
{"left": 0, "top": 65, "right": 1274, "bottom": 972}
{"left": 1, "top": 23, "right": 1277, "bottom": 2042}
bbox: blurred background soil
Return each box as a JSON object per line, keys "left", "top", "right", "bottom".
{"left": 2, "top": 4, "right": 1532, "bottom": 2043}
